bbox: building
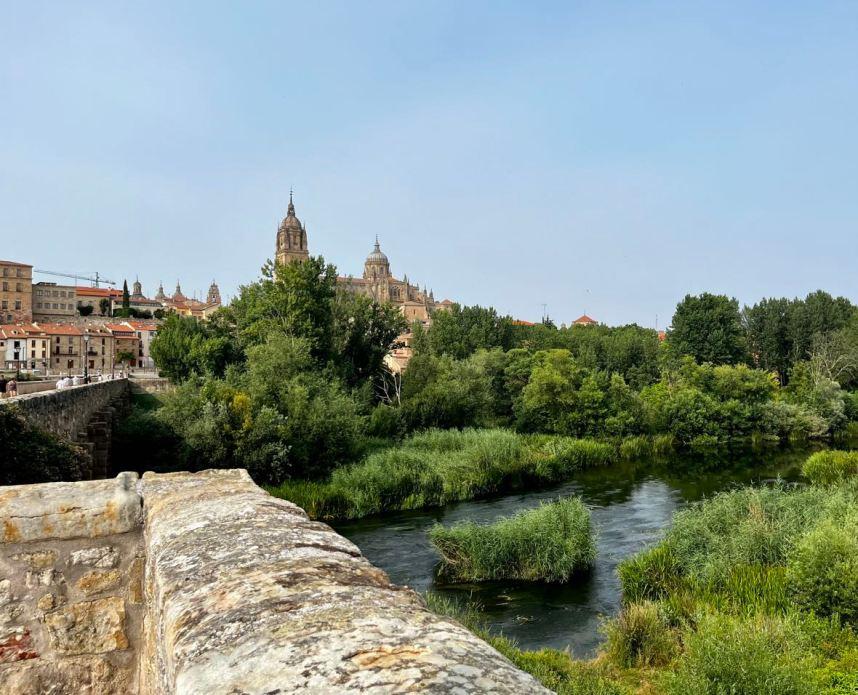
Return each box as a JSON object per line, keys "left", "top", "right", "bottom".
{"left": 0, "top": 260, "right": 33, "bottom": 323}
{"left": 32, "top": 282, "right": 77, "bottom": 322}
{"left": 106, "top": 323, "right": 141, "bottom": 369}
{"left": 572, "top": 314, "right": 599, "bottom": 327}
{"left": 75, "top": 286, "right": 124, "bottom": 316}
{"left": 273, "top": 197, "right": 452, "bottom": 326}
{"left": 128, "top": 279, "right": 164, "bottom": 315}
{"left": 120, "top": 320, "right": 159, "bottom": 369}
{"left": 275, "top": 192, "right": 310, "bottom": 266}
{"left": 158, "top": 280, "right": 222, "bottom": 318}
{"left": 0, "top": 324, "right": 50, "bottom": 372}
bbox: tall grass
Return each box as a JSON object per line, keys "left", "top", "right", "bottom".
{"left": 424, "top": 592, "right": 628, "bottom": 695}
{"left": 603, "top": 600, "right": 677, "bottom": 668}
{"left": 270, "top": 428, "right": 618, "bottom": 520}
{"left": 802, "top": 450, "right": 858, "bottom": 485}
{"left": 429, "top": 497, "right": 596, "bottom": 582}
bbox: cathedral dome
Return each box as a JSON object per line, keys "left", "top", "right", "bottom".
{"left": 366, "top": 238, "right": 388, "bottom": 264}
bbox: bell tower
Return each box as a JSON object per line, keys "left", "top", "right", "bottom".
{"left": 275, "top": 190, "right": 310, "bottom": 265}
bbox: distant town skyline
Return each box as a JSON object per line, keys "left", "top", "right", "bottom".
{"left": 3, "top": 2, "right": 857, "bottom": 327}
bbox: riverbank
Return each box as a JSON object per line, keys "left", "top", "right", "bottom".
{"left": 266, "top": 426, "right": 837, "bottom": 521}
{"left": 423, "top": 452, "right": 858, "bottom": 694}
{"left": 268, "top": 428, "right": 636, "bottom": 520}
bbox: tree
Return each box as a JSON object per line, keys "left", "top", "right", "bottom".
{"left": 149, "top": 313, "right": 241, "bottom": 382}
{"left": 331, "top": 291, "right": 406, "bottom": 388}
{"left": 426, "top": 304, "right": 514, "bottom": 359}
{"left": 122, "top": 280, "right": 130, "bottom": 311}
{"left": 77, "top": 304, "right": 94, "bottom": 317}
{"left": 227, "top": 256, "right": 338, "bottom": 359}
{"left": 743, "top": 297, "right": 792, "bottom": 383}
{"left": 667, "top": 293, "right": 746, "bottom": 365}
{"left": 99, "top": 298, "right": 110, "bottom": 316}
{"left": 115, "top": 350, "right": 136, "bottom": 367}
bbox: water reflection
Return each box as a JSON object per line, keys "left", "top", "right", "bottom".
{"left": 336, "top": 446, "right": 812, "bottom": 656}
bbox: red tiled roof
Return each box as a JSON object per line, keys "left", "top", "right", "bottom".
{"left": 573, "top": 314, "right": 598, "bottom": 325}
{"left": 29, "top": 322, "right": 84, "bottom": 336}
{"left": 75, "top": 286, "right": 123, "bottom": 298}
{"left": 512, "top": 319, "right": 536, "bottom": 326}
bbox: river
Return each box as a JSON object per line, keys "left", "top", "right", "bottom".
{"left": 336, "top": 445, "right": 815, "bottom": 657}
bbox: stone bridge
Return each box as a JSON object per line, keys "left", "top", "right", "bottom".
{"left": 0, "top": 470, "right": 548, "bottom": 694}
{"left": 1, "top": 379, "right": 131, "bottom": 479}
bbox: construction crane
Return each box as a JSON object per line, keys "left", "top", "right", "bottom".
{"left": 33, "top": 269, "right": 117, "bottom": 287}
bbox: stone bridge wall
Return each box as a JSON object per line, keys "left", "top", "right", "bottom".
{"left": 2, "top": 380, "right": 131, "bottom": 479}
{"left": 0, "top": 470, "right": 548, "bottom": 694}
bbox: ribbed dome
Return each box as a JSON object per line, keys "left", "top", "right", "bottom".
{"left": 366, "top": 238, "right": 388, "bottom": 264}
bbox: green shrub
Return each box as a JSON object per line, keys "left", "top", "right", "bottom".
{"left": 786, "top": 515, "right": 858, "bottom": 622}
{"left": 603, "top": 600, "right": 677, "bottom": 668}
{"left": 429, "top": 497, "right": 595, "bottom": 582}
{"left": 618, "top": 543, "right": 681, "bottom": 602}
{"left": 802, "top": 450, "right": 858, "bottom": 485}
{"left": 663, "top": 613, "right": 814, "bottom": 695}
{"left": 619, "top": 434, "right": 651, "bottom": 460}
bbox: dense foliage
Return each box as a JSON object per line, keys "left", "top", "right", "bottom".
{"left": 429, "top": 497, "right": 595, "bottom": 582}
{"left": 150, "top": 266, "right": 856, "bottom": 489}
{"left": 148, "top": 257, "right": 405, "bottom": 482}
{"left": 269, "top": 428, "right": 616, "bottom": 519}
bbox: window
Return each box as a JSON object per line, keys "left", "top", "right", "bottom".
{"left": 1, "top": 300, "right": 6, "bottom": 309}
{"left": 2, "top": 282, "right": 7, "bottom": 291}
{"left": 14, "top": 300, "right": 21, "bottom": 310}
{"left": 31, "top": 340, "right": 35, "bottom": 348}
{"left": 16, "top": 268, "right": 23, "bottom": 277}
{"left": 16, "top": 283, "right": 22, "bottom": 292}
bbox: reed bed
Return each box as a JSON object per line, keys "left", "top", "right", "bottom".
{"left": 429, "top": 497, "right": 596, "bottom": 583}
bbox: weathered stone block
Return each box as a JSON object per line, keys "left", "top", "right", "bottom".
{"left": 70, "top": 546, "right": 119, "bottom": 569}
{"left": 0, "top": 473, "right": 141, "bottom": 543}
{"left": 12, "top": 550, "right": 57, "bottom": 569}
{"left": 44, "top": 597, "right": 128, "bottom": 655}
{"left": 76, "top": 570, "right": 121, "bottom": 596}
{"left": 0, "top": 654, "right": 130, "bottom": 694}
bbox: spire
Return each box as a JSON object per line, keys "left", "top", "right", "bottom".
{"left": 287, "top": 188, "right": 295, "bottom": 216}
{"left": 374, "top": 235, "right": 380, "bottom": 251}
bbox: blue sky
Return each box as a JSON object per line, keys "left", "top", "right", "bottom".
{"left": 2, "top": 2, "right": 856, "bottom": 326}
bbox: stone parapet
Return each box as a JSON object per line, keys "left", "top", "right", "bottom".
{"left": 0, "top": 470, "right": 549, "bottom": 693}
{"left": 0, "top": 473, "right": 145, "bottom": 693}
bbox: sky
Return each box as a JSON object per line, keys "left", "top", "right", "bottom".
{"left": 2, "top": 1, "right": 857, "bottom": 327}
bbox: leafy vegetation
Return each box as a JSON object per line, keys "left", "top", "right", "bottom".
{"left": 269, "top": 428, "right": 616, "bottom": 519}
{"left": 429, "top": 497, "right": 595, "bottom": 582}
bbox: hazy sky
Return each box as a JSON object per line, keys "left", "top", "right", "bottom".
{"left": 2, "top": 2, "right": 857, "bottom": 326}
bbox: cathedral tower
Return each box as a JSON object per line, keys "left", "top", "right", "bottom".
{"left": 275, "top": 191, "right": 310, "bottom": 265}
{"left": 207, "top": 280, "right": 222, "bottom": 305}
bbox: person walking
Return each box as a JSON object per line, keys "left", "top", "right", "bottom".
{"left": 0, "top": 375, "right": 7, "bottom": 400}
{"left": 6, "top": 378, "right": 17, "bottom": 398}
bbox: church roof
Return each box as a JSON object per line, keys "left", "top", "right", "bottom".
{"left": 573, "top": 314, "right": 598, "bottom": 325}
{"left": 279, "top": 191, "right": 303, "bottom": 231}
{"left": 366, "top": 237, "right": 388, "bottom": 264}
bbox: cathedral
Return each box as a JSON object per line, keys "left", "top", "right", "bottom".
{"left": 274, "top": 195, "right": 452, "bottom": 325}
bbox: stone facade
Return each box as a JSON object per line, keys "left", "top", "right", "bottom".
{"left": 0, "top": 470, "right": 549, "bottom": 693}
{"left": 0, "top": 473, "right": 145, "bottom": 694}
{"left": 32, "top": 282, "right": 77, "bottom": 322}
{"left": 0, "top": 260, "right": 33, "bottom": 324}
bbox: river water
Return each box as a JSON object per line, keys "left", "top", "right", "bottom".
{"left": 336, "top": 445, "right": 815, "bottom": 657}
